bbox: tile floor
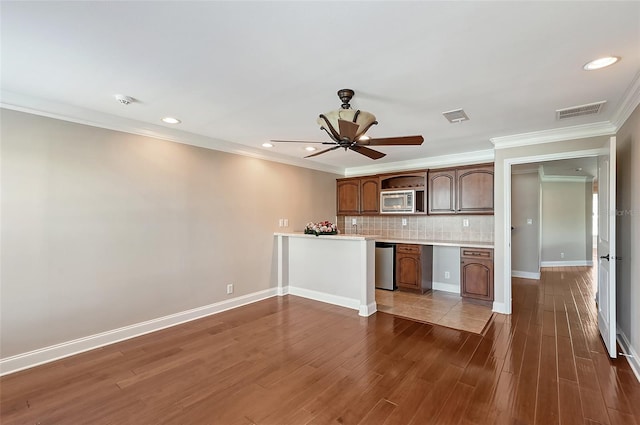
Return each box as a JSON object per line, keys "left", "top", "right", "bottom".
{"left": 375, "top": 289, "right": 494, "bottom": 334}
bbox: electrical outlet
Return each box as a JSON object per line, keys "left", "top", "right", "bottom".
{"left": 402, "top": 218, "right": 407, "bottom": 226}
{"left": 462, "top": 219, "right": 469, "bottom": 227}
{"left": 283, "top": 219, "right": 289, "bottom": 227}
{"left": 352, "top": 218, "right": 357, "bottom": 225}
{"left": 226, "top": 284, "right": 234, "bottom": 294}
{"left": 560, "top": 252, "right": 565, "bottom": 259}
{"left": 444, "top": 271, "right": 450, "bottom": 279}
{"left": 278, "top": 219, "right": 284, "bottom": 227}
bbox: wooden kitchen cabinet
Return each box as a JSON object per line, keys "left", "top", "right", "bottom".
{"left": 336, "top": 177, "right": 379, "bottom": 215}
{"left": 457, "top": 165, "right": 494, "bottom": 213}
{"left": 396, "top": 244, "right": 433, "bottom": 293}
{"left": 460, "top": 247, "right": 494, "bottom": 301}
{"left": 428, "top": 164, "right": 494, "bottom": 214}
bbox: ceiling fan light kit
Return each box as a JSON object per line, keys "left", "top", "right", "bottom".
{"left": 271, "top": 89, "right": 424, "bottom": 160}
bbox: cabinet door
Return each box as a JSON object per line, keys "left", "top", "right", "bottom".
{"left": 428, "top": 169, "right": 456, "bottom": 214}
{"left": 396, "top": 253, "right": 421, "bottom": 290}
{"left": 457, "top": 166, "right": 494, "bottom": 213}
{"left": 461, "top": 259, "right": 494, "bottom": 300}
{"left": 360, "top": 177, "right": 379, "bottom": 214}
{"left": 336, "top": 179, "right": 360, "bottom": 215}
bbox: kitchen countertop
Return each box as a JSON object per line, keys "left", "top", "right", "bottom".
{"left": 274, "top": 232, "right": 493, "bottom": 248}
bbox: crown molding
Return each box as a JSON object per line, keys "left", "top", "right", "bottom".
{"left": 343, "top": 149, "right": 495, "bottom": 177}
{"left": 611, "top": 70, "right": 640, "bottom": 130}
{"left": 490, "top": 121, "right": 616, "bottom": 150}
{"left": 538, "top": 165, "right": 594, "bottom": 183}
{"left": 0, "top": 92, "right": 344, "bottom": 176}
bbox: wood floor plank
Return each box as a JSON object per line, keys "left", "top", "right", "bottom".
{"left": 2, "top": 268, "right": 639, "bottom": 425}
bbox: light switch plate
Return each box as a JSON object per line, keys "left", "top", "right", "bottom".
{"left": 463, "top": 219, "right": 469, "bottom": 227}
{"left": 527, "top": 218, "right": 533, "bottom": 225}
{"left": 284, "top": 219, "right": 289, "bottom": 227}
{"left": 402, "top": 218, "right": 407, "bottom": 226}
{"left": 352, "top": 218, "right": 357, "bottom": 225}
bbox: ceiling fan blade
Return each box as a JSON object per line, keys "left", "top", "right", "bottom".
{"left": 271, "top": 140, "right": 334, "bottom": 144}
{"left": 338, "top": 119, "right": 359, "bottom": 141}
{"left": 359, "top": 135, "right": 424, "bottom": 146}
{"left": 304, "top": 145, "right": 341, "bottom": 158}
{"left": 349, "top": 145, "right": 386, "bottom": 160}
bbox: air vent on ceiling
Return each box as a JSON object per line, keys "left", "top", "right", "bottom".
{"left": 442, "top": 108, "right": 469, "bottom": 123}
{"left": 556, "top": 101, "right": 606, "bottom": 120}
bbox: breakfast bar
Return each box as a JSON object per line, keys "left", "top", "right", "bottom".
{"left": 275, "top": 232, "right": 377, "bottom": 316}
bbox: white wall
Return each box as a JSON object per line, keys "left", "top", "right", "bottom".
{"left": 511, "top": 172, "right": 540, "bottom": 277}
{"left": 0, "top": 109, "right": 340, "bottom": 359}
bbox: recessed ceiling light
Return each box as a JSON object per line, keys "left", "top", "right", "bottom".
{"left": 583, "top": 56, "right": 620, "bottom": 71}
{"left": 262, "top": 142, "right": 274, "bottom": 148}
{"left": 305, "top": 146, "right": 317, "bottom": 152}
{"left": 161, "top": 117, "right": 181, "bottom": 124}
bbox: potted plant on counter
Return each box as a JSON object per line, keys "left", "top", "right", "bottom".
{"left": 304, "top": 221, "right": 338, "bottom": 236}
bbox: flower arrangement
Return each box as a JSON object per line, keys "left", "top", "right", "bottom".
{"left": 304, "top": 220, "right": 338, "bottom": 236}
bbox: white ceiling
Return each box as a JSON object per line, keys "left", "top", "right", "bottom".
{"left": 2, "top": 1, "right": 639, "bottom": 175}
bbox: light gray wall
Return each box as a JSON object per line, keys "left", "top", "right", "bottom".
{"left": 615, "top": 103, "right": 640, "bottom": 364}
{"left": 0, "top": 109, "right": 340, "bottom": 358}
{"left": 432, "top": 245, "right": 461, "bottom": 290}
{"left": 511, "top": 172, "right": 540, "bottom": 275}
{"left": 541, "top": 180, "right": 592, "bottom": 263}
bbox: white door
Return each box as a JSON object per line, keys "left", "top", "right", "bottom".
{"left": 597, "top": 136, "right": 617, "bottom": 358}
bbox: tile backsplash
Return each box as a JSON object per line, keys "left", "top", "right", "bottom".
{"left": 338, "top": 215, "right": 494, "bottom": 242}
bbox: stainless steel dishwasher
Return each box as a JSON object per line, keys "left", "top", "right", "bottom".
{"left": 375, "top": 242, "right": 396, "bottom": 290}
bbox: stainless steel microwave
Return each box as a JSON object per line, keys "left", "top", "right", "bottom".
{"left": 380, "top": 190, "right": 415, "bottom": 213}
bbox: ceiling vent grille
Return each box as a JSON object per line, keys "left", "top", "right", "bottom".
{"left": 556, "top": 101, "right": 606, "bottom": 120}
{"left": 442, "top": 109, "right": 469, "bottom": 123}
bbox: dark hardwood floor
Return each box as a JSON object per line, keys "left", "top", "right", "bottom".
{"left": 1, "top": 266, "right": 639, "bottom": 424}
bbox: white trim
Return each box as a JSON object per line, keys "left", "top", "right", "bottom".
{"left": 0, "top": 288, "right": 278, "bottom": 376}
{"left": 541, "top": 260, "right": 593, "bottom": 267}
{"left": 287, "top": 286, "right": 360, "bottom": 311}
{"left": 432, "top": 281, "right": 461, "bottom": 294}
{"left": 492, "top": 301, "right": 508, "bottom": 314}
{"left": 611, "top": 70, "right": 640, "bottom": 130}
{"left": 359, "top": 302, "right": 378, "bottom": 317}
{"left": 344, "top": 149, "right": 495, "bottom": 177}
{"left": 503, "top": 160, "right": 513, "bottom": 315}
{"left": 512, "top": 270, "right": 541, "bottom": 280}
{"left": 503, "top": 147, "right": 606, "bottom": 316}
{"left": 0, "top": 96, "right": 344, "bottom": 176}
{"left": 538, "top": 166, "right": 594, "bottom": 183}
{"left": 491, "top": 121, "right": 616, "bottom": 150}
{"left": 617, "top": 330, "right": 640, "bottom": 383}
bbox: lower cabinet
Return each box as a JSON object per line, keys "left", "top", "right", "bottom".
{"left": 460, "top": 247, "right": 494, "bottom": 301}
{"left": 396, "top": 244, "right": 433, "bottom": 293}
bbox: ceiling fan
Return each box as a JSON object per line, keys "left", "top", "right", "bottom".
{"left": 271, "top": 89, "right": 424, "bottom": 159}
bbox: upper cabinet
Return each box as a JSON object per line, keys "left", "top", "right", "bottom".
{"left": 428, "top": 164, "right": 494, "bottom": 215}
{"left": 336, "top": 177, "right": 379, "bottom": 215}
{"left": 337, "top": 163, "right": 493, "bottom": 216}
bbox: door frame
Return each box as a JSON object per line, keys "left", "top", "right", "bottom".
{"left": 502, "top": 147, "right": 603, "bottom": 315}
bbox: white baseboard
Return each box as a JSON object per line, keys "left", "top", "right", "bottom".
{"left": 540, "top": 260, "right": 593, "bottom": 267}
{"left": 0, "top": 288, "right": 278, "bottom": 376}
{"left": 432, "top": 281, "right": 460, "bottom": 294}
{"left": 359, "top": 302, "right": 377, "bottom": 317}
{"left": 617, "top": 330, "right": 640, "bottom": 383}
{"left": 512, "top": 270, "right": 541, "bottom": 280}
{"left": 492, "top": 301, "right": 509, "bottom": 314}
{"left": 287, "top": 286, "right": 360, "bottom": 312}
